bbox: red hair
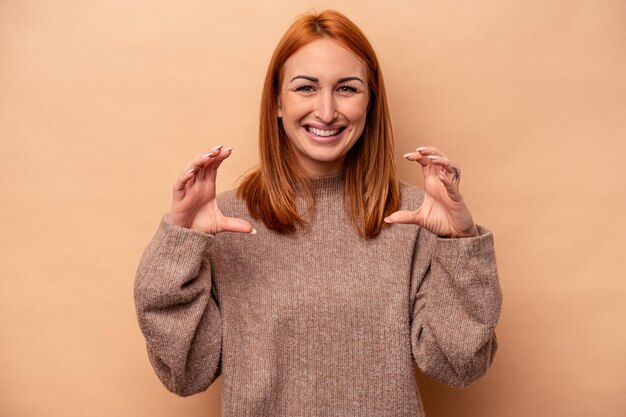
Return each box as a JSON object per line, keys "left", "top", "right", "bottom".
{"left": 237, "top": 9, "right": 400, "bottom": 238}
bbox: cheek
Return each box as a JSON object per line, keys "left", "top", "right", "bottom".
{"left": 282, "top": 99, "right": 311, "bottom": 122}
{"left": 345, "top": 98, "right": 369, "bottom": 125}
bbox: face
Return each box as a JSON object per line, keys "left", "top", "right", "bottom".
{"left": 277, "top": 38, "right": 369, "bottom": 176}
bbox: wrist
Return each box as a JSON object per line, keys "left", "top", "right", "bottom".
{"left": 460, "top": 225, "right": 480, "bottom": 238}
{"left": 444, "top": 225, "right": 479, "bottom": 239}
{"left": 166, "top": 212, "right": 191, "bottom": 229}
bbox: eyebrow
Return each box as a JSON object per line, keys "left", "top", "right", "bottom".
{"left": 289, "top": 75, "right": 365, "bottom": 84}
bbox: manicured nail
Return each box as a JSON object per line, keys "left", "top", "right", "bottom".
{"left": 201, "top": 152, "right": 213, "bottom": 158}
{"left": 403, "top": 153, "right": 413, "bottom": 158}
{"left": 225, "top": 147, "right": 233, "bottom": 151}
{"left": 416, "top": 147, "right": 428, "bottom": 151}
{"left": 427, "top": 155, "right": 441, "bottom": 160}
{"left": 383, "top": 217, "right": 392, "bottom": 223}
{"left": 250, "top": 228, "right": 257, "bottom": 235}
{"left": 211, "top": 144, "right": 224, "bottom": 150}
{"left": 185, "top": 169, "right": 195, "bottom": 175}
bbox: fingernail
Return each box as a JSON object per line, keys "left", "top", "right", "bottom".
{"left": 211, "top": 144, "right": 224, "bottom": 150}
{"left": 185, "top": 169, "right": 195, "bottom": 175}
{"left": 416, "top": 147, "right": 428, "bottom": 152}
{"left": 225, "top": 147, "right": 233, "bottom": 151}
{"left": 427, "top": 155, "right": 441, "bottom": 160}
{"left": 402, "top": 153, "right": 413, "bottom": 158}
{"left": 383, "top": 217, "right": 392, "bottom": 224}
{"left": 201, "top": 152, "right": 213, "bottom": 158}
{"left": 250, "top": 228, "right": 257, "bottom": 235}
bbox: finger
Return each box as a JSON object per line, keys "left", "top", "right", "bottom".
{"left": 208, "top": 146, "right": 233, "bottom": 164}
{"left": 203, "top": 147, "right": 233, "bottom": 182}
{"left": 426, "top": 155, "right": 449, "bottom": 166}
{"left": 403, "top": 151, "right": 431, "bottom": 167}
{"left": 428, "top": 156, "right": 460, "bottom": 182}
{"left": 221, "top": 217, "right": 256, "bottom": 234}
{"left": 426, "top": 155, "right": 452, "bottom": 175}
{"left": 437, "top": 169, "right": 463, "bottom": 202}
{"left": 180, "top": 145, "right": 225, "bottom": 174}
{"left": 419, "top": 146, "right": 461, "bottom": 181}
{"left": 173, "top": 168, "right": 196, "bottom": 196}
{"left": 195, "top": 165, "right": 207, "bottom": 183}
{"left": 425, "top": 156, "right": 449, "bottom": 177}
{"left": 450, "top": 165, "right": 460, "bottom": 182}
{"left": 180, "top": 145, "right": 232, "bottom": 184}
{"left": 383, "top": 210, "right": 421, "bottom": 225}
{"left": 416, "top": 146, "right": 444, "bottom": 157}
{"left": 195, "top": 145, "right": 224, "bottom": 166}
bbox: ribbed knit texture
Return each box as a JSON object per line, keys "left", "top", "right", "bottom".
{"left": 134, "top": 175, "right": 502, "bottom": 416}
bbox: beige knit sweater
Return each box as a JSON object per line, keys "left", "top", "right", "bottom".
{"left": 134, "top": 175, "right": 502, "bottom": 416}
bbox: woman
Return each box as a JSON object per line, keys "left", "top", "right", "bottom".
{"left": 135, "top": 9, "right": 502, "bottom": 416}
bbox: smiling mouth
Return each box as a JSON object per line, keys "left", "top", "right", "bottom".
{"left": 306, "top": 126, "right": 344, "bottom": 137}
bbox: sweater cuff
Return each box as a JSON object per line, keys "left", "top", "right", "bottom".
{"left": 433, "top": 225, "right": 495, "bottom": 261}
{"left": 154, "top": 214, "right": 215, "bottom": 257}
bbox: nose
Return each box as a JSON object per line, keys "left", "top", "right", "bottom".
{"left": 314, "top": 90, "right": 338, "bottom": 123}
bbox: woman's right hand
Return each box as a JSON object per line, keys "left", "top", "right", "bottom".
{"left": 166, "top": 145, "right": 255, "bottom": 235}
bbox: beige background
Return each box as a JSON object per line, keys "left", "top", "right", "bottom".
{"left": 1, "top": 0, "right": 625, "bottom": 416}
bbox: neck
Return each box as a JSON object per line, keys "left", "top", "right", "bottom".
{"left": 297, "top": 156, "right": 346, "bottom": 177}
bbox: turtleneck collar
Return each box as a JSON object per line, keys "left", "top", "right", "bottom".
{"left": 309, "top": 172, "right": 344, "bottom": 199}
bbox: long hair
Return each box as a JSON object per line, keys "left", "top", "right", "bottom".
{"left": 237, "top": 9, "right": 400, "bottom": 238}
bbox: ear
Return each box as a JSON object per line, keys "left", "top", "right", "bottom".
{"left": 276, "top": 95, "right": 282, "bottom": 118}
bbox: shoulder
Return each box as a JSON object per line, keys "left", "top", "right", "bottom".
{"left": 399, "top": 181, "right": 425, "bottom": 211}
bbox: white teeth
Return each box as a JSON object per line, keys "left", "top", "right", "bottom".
{"left": 307, "top": 127, "right": 340, "bottom": 137}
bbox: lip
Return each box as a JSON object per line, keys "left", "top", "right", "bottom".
{"left": 303, "top": 124, "right": 346, "bottom": 145}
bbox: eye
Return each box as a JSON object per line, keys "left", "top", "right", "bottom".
{"left": 294, "top": 84, "right": 316, "bottom": 93}
{"left": 336, "top": 84, "right": 358, "bottom": 95}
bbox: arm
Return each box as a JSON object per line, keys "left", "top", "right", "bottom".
{"left": 134, "top": 218, "right": 221, "bottom": 396}
{"left": 410, "top": 225, "right": 502, "bottom": 387}
{"left": 385, "top": 145, "right": 502, "bottom": 385}
{"left": 134, "top": 146, "right": 252, "bottom": 396}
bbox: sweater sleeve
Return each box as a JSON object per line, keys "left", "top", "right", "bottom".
{"left": 410, "top": 225, "right": 502, "bottom": 387}
{"left": 134, "top": 216, "right": 222, "bottom": 396}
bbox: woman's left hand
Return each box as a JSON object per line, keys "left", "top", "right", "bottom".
{"left": 384, "top": 146, "right": 479, "bottom": 238}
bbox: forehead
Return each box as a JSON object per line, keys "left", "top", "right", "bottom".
{"left": 282, "top": 38, "right": 367, "bottom": 81}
